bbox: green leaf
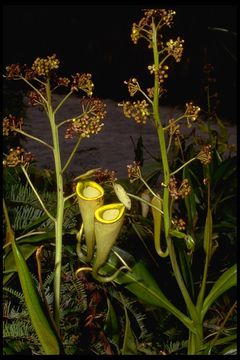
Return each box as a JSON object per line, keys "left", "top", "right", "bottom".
{"left": 104, "top": 297, "right": 120, "bottom": 344}
{"left": 11, "top": 239, "right": 61, "bottom": 354}
{"left": 221, "top": 343, "right": 237, "bottom": 355}
{"left": 3, "top": 231, "right": 56, "bottom": 286}
{"left": 4, "top": 244, "right": 38, "bottom": 286}
{"left": 201, "top": 264, "right": 237, "bottom": 320}
{"left": 121, "top": 296, "right": 138, "bottom": 355}
{"left": 203, "top": 207, "right": 212, "bottom": 261}
{"left": 100, "top": 252, "right": 196, "bottom": 333}
{"left": 183, "top": 166, "right": 198, "bottom": 231}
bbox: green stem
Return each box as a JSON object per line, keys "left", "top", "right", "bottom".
{"left": 53, "top": 91, "right": 73, "bottom": 114}
{"left": 61, "top": 136, "right": 82, "bottom": 174}
{"left": 20, "top": 165, "right": 56, "bottom": 222}
{"left": 14, "top": 129, "right": 53, "bottom": 150}
{"left": 152, "top": 21, "right": 203, "bottom": 353}
{"left": 139, "top": 175, "right": 161, "bottom": 200}
{"left": 152, "top": 21, "right": 170, "bottom": 238}
{"left": 170, "top": 157, "right": 197, "bottom": 176}
{"left": 64, "top": 192, "right": 76, "bottom": 203}
{"left": 57, "top": 117, "right": 75, "bottom": 128}
{"left": 46, "top": 79, "right": 64, "bottom": 327}
{"left": 163, "top": 114, "right": 188, "bottom": 131}
{"left": 138, "top": 87, "right": 153, "bottom": 104}
{"left": 21, "top": 76, "right": 48, "bottom": 105}
{"left": 127, "top": 193, "right": 164, "bottom": 215}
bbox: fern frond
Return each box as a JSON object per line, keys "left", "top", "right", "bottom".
{"left": 3, "top": 287, "right": 25, "bottom": 303}
{"left": 3, "top": 321, "right": 36, "bottom": 340}
{"left": 43, "top": 270, "right": 55, "bottom": 288}
{"left": 164, "top": 339, "right": 188, "bottom": 354}
{"left": 109, "top": 288, "right": 151, "bottom": 342}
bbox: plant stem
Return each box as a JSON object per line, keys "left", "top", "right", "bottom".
{"left": 14, "top": 129, "right": 53, "bottom": 150}
{"left": 152, "top": 21, "right": 203, "bottom": 353}
{"left": 53, "top": 91, "right": 73, "bottom": 114}
{"left": 170, "top": 157, "right": 197, "bottom": 176}
{"left": 46, "top": 79, "right": 64, "bottom": 328}
{"left": 127, "top": 192, "right": 164, "bottom": 215}
{"left": 152, "top": 21, "right": 170, "bottom": 238}
{"left": 21, "top": 165, "right": 56, "bottom": 222}
{"left": 139, "top": 174, "right": 161, "bottom": 199}
{"left": 61, "top": 136, "right": 82, "bottom": 174}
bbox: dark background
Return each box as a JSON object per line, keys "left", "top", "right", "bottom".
{"left": 3, "top": 5, "right": 237, "bottom": 122}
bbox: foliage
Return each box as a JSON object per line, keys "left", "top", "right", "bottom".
{"left": 2, "top": 7, "right": 236, "bottom": 356}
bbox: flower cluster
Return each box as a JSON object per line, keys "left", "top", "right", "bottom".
{"left": 148, "top": 64, "right": 169, "bottom": 84}
{"left": 65, "top": 115, "right": 103, "bottom": 139}
{"left": 27, "top": 87, "right": 46, "bottom": 106}
{"left": 120, "top": 100, "right": 150, "bottom": 124}
{"left": 127, "top": 161, "right": 141, "bottom": 183}
{"left": 168, "top": 177, "right": 191, "bottom": 200}
{"left": 65, "top": 98, "right": 106, "bottom": 139}
{"left": 185, "top": 102, "right": 201, "bottom": 127}
{"left": 173, "top": 217, "right": 186, "bottom": 231}
{"left": 166, "top": 37, "right": 184, "bottom": 62}
{"left": 196, "top": 144, "right": 212, "bottom": 165}
{"left": 3, "top": 147, "right": 34, "bottom": 167}
{"left": 3, "top": 114, "right": 23, "bottom": 136}
{"left": 71, "top": 73, "right": 94, "bottom": 96}
{"left": 131, "top": 9, "right": 176, "bottom": 45}
{"left": 31, "top": 54, "right": 60, "bottom": 77}
{"left": 167, "top": 118, "right": 180, "bottom": 136}
{"left": 94, "top": 168, "right": 117, "bottom": 184}
{"left": 124, "top": 78, "right": 140, "bottom": 97}
{"left": 5, "top": 63, "right": 22, "bottom": 79}
{"left": 57, "top": 77, "right": 70, "bottom": 87}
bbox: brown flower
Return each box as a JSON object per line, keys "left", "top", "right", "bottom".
{"left": 31, "top": 54, "right": 60, "bottom": 77}
{"left": 3, "top": 115, "right": 23, "bottom": 136}
{"left": 3, "top": 147, "right": 34, "bottom": 167}
{"left": 166, "top": 37, "right": 184, "bottom": 62}
{"left": 185, "top": 102, "right": 201, "bottom": 127}
{"left": 5, "top": 63, "right": 22, "bottom": 78}
{"left": 119, "top": 100, "right": 150, "bottom": 124}
{"left": 71, "top": 73, "right": 94, "bottom": 96}
{"left": 94, "top": 169, "right": 117, "bottom": 184}
{"left": 168, "top": 177, "right": 191, "bottom": 200}
{"left": 65, "top": 98, "right": 106, "bottom": 139}
{"left": 196, "top": 144, "right": 212, "bottom": 165}
{"left": 127, "top": 161, "right": 141, "bottom": 182}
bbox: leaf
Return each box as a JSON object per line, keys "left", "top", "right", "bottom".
{"left": 10, "top": 238, "right": 61, "bottom": 354}
{"left": 3, "top": 231, "right": 56, "bottom": 286}
{"left": 73, "top": 168, "right": 101, "bottom": 182}
{"left": 203, "top": 207, "right": 212, "bottom": 261}
{"left": 4, "top": 244, "right": 38, "bottom": 286}
{"left": 220, "top": 343, "right": 237, "bottom": 355}
{"left": 121, "top": 297, "right": 138, "bottom": 355}
{"left": 100, "top": 252, "right": 196, "bottom": 334}
{"left": 201, "top": 264, "right": 237, "bottom": 320}
{"left": 104, "top": 297, "right": 120, "bottom": 344}
{"left": 183, "top": 166, "right": 198, "bottom": 231}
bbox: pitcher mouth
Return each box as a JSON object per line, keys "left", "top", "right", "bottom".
{"left": 95, "top": 203, "right": 125, "bottom": 224}
{"left": 76, "top": 181, "right": 104, "bottom": 201}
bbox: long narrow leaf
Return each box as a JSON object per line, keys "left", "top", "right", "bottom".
{"left": 100, "top": 251, "right": 196, "bottom": 333}
{"left": 203, "top": 207, "right": 212, "bottom": 262}
{"left": 11, "top": 238, "right": 61, "bottom": 354}
{"left": 121, "top": 295, "right": 138, "bottom": 355}
{"left": 201, "top": 264, "right": 237, "bottom": 320}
